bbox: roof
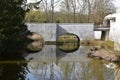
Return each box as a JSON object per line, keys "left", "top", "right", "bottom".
{"left": 104, "top": 13, "right": 116, "bottom": 20}
{"left": 104, "top": 9, "right": 120, "bottom": 20}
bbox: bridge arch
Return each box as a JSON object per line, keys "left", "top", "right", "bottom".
{"left": 57, "top": 23, "right": 94, "bottom": 41}
{"left": 57, "top": 33, "right": 80, "bottom": 43}
{"left": 26, "top": 32, "right": 44, "bottom": 52}
{"left": 57, "top": 33, "right": 80, "bottom": 52}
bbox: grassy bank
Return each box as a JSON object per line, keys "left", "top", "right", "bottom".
{"left": 81, "top": 40, "right": 114, "bottom": 49}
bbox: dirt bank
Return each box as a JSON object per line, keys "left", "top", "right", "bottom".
{"left": 88, "top": 49, "right": 120, "bottom": 62}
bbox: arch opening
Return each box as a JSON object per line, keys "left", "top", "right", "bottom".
{"left": 57, "top": 33, "right": 80, "bottom": 52}
{"left": 26, "top": 32, "right": 44, "bottom": 52}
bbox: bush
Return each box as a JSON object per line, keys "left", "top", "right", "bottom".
{"left": 0, "top": 0, "right": 27, "bottom": 54}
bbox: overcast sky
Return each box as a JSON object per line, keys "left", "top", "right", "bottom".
{"left": 27, "top": 0, "right": 120, "bottom": 8}
{"left": 114, "top": 0, "right": 120, "bottom": 8}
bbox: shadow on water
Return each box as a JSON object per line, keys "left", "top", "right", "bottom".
{"left": 0, "top": 52, "right": 28, "bottom": 80}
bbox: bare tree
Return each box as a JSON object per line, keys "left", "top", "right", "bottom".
{"left": 24, "top": 0, "right": 115, "bottom": 24}
{"left": 60, "top": 0, "right": 71, "bottom": 22}
{"left": 77, "top": 0, "right": 88, "bottom": 14}
{"left": 77, "top": 0, "right": 115, "bottom": 24}
{"left": 91, "top": 0, "right": 115, "bottom": 24}
{"left": 50, "top": 0, "right": 61, "bottom": 23}
{"left": 70, "top": 0, "right": 77, "bottom": 23}
{"left": 41, "top": 0, "right": 50, "bottom": 22}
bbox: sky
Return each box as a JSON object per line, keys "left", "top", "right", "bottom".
{"left": 114, "top": 0, "right": 120, "bottom": 8}
{"left": 27, "top": 0, "right": 120, "bottom": 8}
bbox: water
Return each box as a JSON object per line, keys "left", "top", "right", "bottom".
{"left": 0, "top": 45, "right": 118, "bottom": 80}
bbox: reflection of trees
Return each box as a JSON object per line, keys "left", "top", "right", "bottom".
{"left": 57, "top": 43, "right": 79, "bottom": 52}
{"left": 85, "top": 60, "right": 104, "bottom": 80}
{"left": 27, "top": 59, "right": 115, "bottom": 80}
{"left": 113, "top": 63, "right": 120, "bottom": 80}
{"left": 27, "top": 61, "right": 63, "bottom": 80}
{"left": 104, "top": 62, "right": 120, "bottom": 80}
{"left": 57, "top": 33, "right": 80, "bottom": 52}
{"left": 26, "top": 45, "right": 115, "bottom": 80}
{"left": 0, "top": 63, "right": 27, "bottom": 80}
{"left": 87, "top": 60, "right": 114, "bottom": 80}
{"left": 0, "top": 53, "right": 27, "bottom": 80}
{"left": 58, "top": 60, "right": 114, "bottom": 80}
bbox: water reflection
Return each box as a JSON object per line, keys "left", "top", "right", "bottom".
{"left": 27, "top": 40, "right": 44, "bottom": 52}
{"left": 26, "top": 32, "right": 44, "bottom": 52}
{"left": 0, "top": 53, "right": 28, "bottom": 80}
{"left": 26, "top": 45, "right": 115, "bottom": 80}
{"left": 57, "top": 43, "right": 79, "bottom": 52}
{"left": 0, "top": 45, "right": 117, "bottom": 80}
{"left": 57, "top": 33, "right": 80, "bottom": 52}
{"left": 27, "top": 62, "right": 63, "bottom": 80}
{"left": 105, "top": 62, "right": 120, "bottom": 80}
{"left": 114, "top": 64, "right": 120, "bottom": 80}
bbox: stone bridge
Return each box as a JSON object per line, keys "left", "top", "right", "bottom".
{"left": 27, "top": 23, "right": 94, "bottom": 41}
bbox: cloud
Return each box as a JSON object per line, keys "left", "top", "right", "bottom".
{"left": 114, "top": 0, "right": 120, "bottom": 8}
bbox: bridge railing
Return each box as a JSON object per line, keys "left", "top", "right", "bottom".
{"left": 94, "top": 25, "right": 110, "bottom": 31}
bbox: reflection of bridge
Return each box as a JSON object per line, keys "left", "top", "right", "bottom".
{"left": 25, "top": 45, "right": 113, "bottom": 80}
{"left": 27, "top": 23, "right": 94, "bottom": 41}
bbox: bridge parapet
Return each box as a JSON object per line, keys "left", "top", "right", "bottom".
{"left": 94, "top": 27, "right": 110, "bottom": 31}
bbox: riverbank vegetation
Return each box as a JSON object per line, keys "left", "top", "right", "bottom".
{"left": 86, "top": 40, "right": 120, "bottom": 62}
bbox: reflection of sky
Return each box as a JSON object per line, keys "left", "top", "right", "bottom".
{"left": 26, "top": 62, "right": 63, "bottom": 80}
{"left": 26, "top": 73, "right": 36, "bottom": 80}
{"left": 24, "top": 45, "right": 114, "bottom": 80}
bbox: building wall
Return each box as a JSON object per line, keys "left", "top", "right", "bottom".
{"left": 108, "top": 13, "right": 120, "bottom": 42}
{"left": 104, "top": 11, "right": 120, "bottom": 51}
{"left": 94, "top": 31, "right": 102, "bottom": 40}
{"left": 109, "top": 13, "right": 120, "bottom": 51}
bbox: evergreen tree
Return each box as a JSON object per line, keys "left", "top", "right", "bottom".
{"left": 0, "top": 0, "right": 27, "bottom": 53}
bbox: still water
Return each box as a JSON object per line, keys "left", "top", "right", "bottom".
{"left": 0, "top": 45, "right": 119, "bottom": 80}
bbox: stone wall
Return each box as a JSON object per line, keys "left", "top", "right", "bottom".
{"left": 27, "top": 23, "right": 57, "bottom": 41}
{"left": 57, "top": 23, "right": 94, "bottom": 41}
{"left": 27, "top": 23, "right": 94, "bottom": 41}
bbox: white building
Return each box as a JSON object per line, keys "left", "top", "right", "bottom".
{"left": 95, "top": 8, "right": 120, "bottom": 50}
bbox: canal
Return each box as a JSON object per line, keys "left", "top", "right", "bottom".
{"left": 0, "top": 45, "right": 118, "bottom": 80}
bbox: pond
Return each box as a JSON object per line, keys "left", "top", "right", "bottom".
{"left": 0, "top": 45, "right": 118, "bottom": 80}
